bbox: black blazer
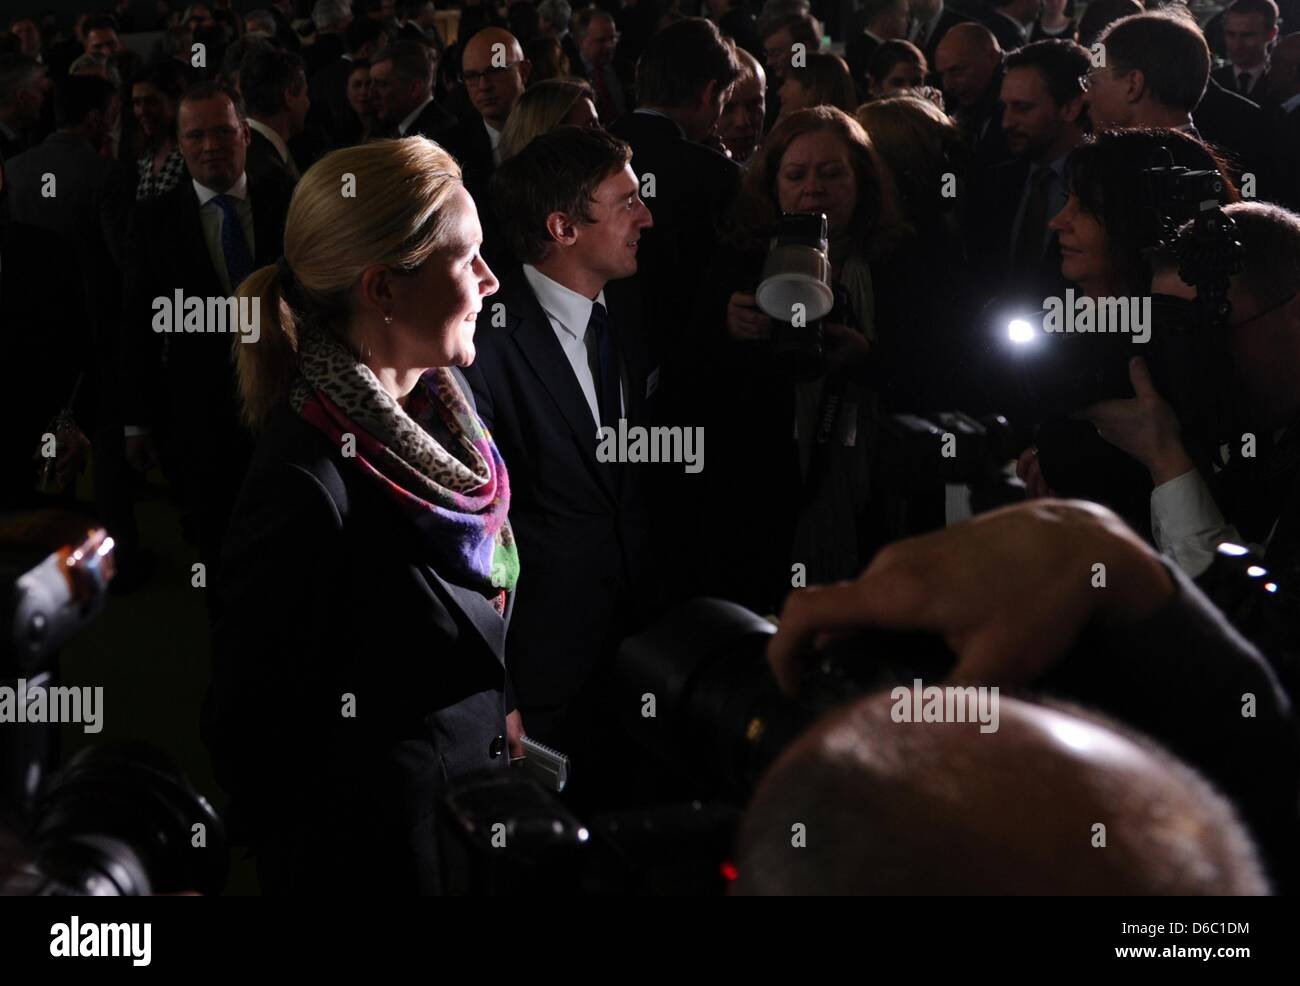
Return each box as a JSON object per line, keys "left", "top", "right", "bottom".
{"left": 460, "top": 265, "right": 656, "bottom": 712}
{"left": 439, "top": 117, "right": 495, "bottom": 213}
{"left": 245, "top": 128, "right": 298, "bottom": 187}
{"left": 1211, "top": 63, "right": 1270, "bottom": 106}
{"left": 1193, "top": 76, "right": 1269, "bottom": 184}
{"left": 120, "top": 174, "right": 292, "bottom": 561}
{"left": 981, "top": 10, "right": 1029, "bottom": 51}
{"left": 403, "top": 98, "right": 459, "bottom": 140}
{"left": 205, "top": 380, "right": 513, "bottom": 895}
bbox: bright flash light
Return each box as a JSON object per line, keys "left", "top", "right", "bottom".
{"left": 1008, "top": 319, "right": 1035, "bottom": 344}
{"left": 1246, "top": 565, "right": 1267, "bottom": 577}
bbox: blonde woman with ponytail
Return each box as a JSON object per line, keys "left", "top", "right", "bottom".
{"left": 206, "top": 136, "right": 523, "bottom": 895}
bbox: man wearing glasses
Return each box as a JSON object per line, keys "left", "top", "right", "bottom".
{"left": 1081, "top": 202, "right": 1300, "bottom": 579}
{"left": 120, "top": 82, "right": 293, "bottom": 574}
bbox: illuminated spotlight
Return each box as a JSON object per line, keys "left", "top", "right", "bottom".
{"left": 1008, "top": 319, "right": 1036, "bottom": 344}
{"left": 98, "top": 537, "right": 115, "bottom": 556}
{"left": 1265, "top": 582, "right": 1279, "bottom": 593}
{"left": 1217, "top": 542, "right": 1251, "bottom": 556}
{"left": 1246, "top": 565, "right": 1267, "bottom": 577}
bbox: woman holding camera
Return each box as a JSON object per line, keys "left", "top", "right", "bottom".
{"left": 688, "top": 106, "right": 908, "bottom": 614}
{"left": 204, "top": 137, "right": 521, "bottom": 894}
{"left": 1016, "top": 128, "right": 1240, "bottom": 528}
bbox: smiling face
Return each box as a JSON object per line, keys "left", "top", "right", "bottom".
{"left": 388, "top": 186, "right": 500, "bottom": 368}
{"left": 776, "top": 129, "right": 858, "bottom": 232}
{"left": 568, "top": 164, "right": 654, "bottom": 286}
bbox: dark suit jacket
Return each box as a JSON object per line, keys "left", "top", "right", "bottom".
{"left": 608, "top": 111, "right": 740, "bottom": 371}
{"left": 401, "top": 98, "right": 459, "bottom": 140}
{"left": 1211, "top": 64, "right": 1271, "bottom": 108}
{"left": 120, "top": 174, "right": 293, "bottom": 562}
{"left": 301, "top": 30, "right": 347, "bottom": 79}
{"left": 439, "top": 117, "right": 494, "bottom": 211}
{"left": 460, "top": 265, "right": 656, "bottom": 714}
{"left": 246, "top": 128, "right": 299, "bottom": 188}
{"left": 206, "top": 386, "right": 513, "bottom": 895}
{"left": 1193, "top": 76, "right": 1269, "bottom": 184}
{"left": 845, "top": 32, "right": 881, "bottom": 100}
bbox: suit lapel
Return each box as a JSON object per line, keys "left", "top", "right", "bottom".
{"left": 501, "top": 272, "right": 618, "bottom": 501}
{"left": 417, "top": 563, "right": 510, "bottom": 666}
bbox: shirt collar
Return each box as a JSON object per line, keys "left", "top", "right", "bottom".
{"left": 247, "top": 117, "right": 291, "bottom": 164}
{"left": 398, "top": 96, "right": 434, "bottom": 136}
{"left": 193, "top": 172, "right": 249, "bottom": 207}
{"left": 523, "top": 264, "right": 607, "bottom": 341}
{"left": 1282, "top": 91, "right": 1300, "bottom": 114}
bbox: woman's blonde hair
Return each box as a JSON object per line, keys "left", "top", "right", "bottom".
{"left": 234, "top": 136, "right": 463, "bottom": 429}
{"left": 498, "top": 78, "right": 596, "bottom": 163}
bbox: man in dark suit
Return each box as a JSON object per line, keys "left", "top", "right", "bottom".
{"left": 463, "top": 126, "right": 655, "bottom": 803}
{"left": 1266, "top": 32, "right": 1300, "bottom": 209}
{"left": 1210, "top": 0, "right": 1280, "bottom": 107}
{"left": 982, "top": 0, "right": 1041, "bottom": 52}
{"left": 121, "top": 82, "right": 292, "bottom": 572}
{"left": 302, "top": 0, "right": 352, "bottom": 77}
{"left": 441, "top": 28, "right": 530, "bottom": 208}
{"left": 539, "top": 0, "right": 583, "bottom": 72}
{"left": 370, "top": 39, "right": 457, "bottom": 138}
{"left": 242, "top": 48, "right": 309, "bottom": 186}
{"left": 304, "top": 16, "right": 388, "bottom": 153}
{"left": 609, "top": 18, "right": 741, "bottom": 376}
{"left": 966, "top": 39, "right": 1087, "bottom": 301}
{"left": 845, "top": 0, "right": 911, "bottom": 98}
{"left": 936, "top": 23, "right": 1013, "bottom": 171}
{"left": 0, "top": 54, "right": 50, "bottom": 162}
{"left": 910, "top": 0, "right": 973, "bottom": 69}
{"left": 572, "top": 6, "right": 631, "bottom": 123}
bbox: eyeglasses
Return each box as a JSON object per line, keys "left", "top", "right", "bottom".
{"left": 179, "top": 125, "right": 240, "bottom": 144}
{"left": 462, "top": 61, "right": 522, "bottom": 86}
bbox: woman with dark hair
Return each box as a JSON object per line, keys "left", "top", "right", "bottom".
{"left": 1017, "top": 128, "right": 1241, "bottom": 525}
{"left": 689, "top": 106, "right": 908, "bottom": 613}
{"left": 130, "top": 60, "right": 189, "bottom": 200}
{"left": 864, "top": 40, "right": 927, "bottom": 100}
{"left": 778, "top": 51, "right": 859, "bottom": 119}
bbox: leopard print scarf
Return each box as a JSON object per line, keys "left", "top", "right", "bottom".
{"left": 290, "top": 325, "right": 519, "bottom": 611}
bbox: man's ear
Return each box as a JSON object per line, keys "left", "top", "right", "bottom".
{"left": 1061, "top": 93, "right": 1085, "bottom": 125}
{"left": 544, "top": 209, "right": 580, "bottom": 247}
{"left": 698, "top": 77, "right": 720, "bottom": 110}
{"left": 239, "top": 118, "right": 251, "bottom": 146}
{"left": 518, "top": 59, "right": 532, "bottom": 87}
{"left": 1124, "top": 67, "right": 1146, "bottom": 104}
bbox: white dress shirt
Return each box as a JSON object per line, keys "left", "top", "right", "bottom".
{"left": 193, "top": 173, "right": 256, "bottom": 295}
{"left": 522, "top": 264, "right": 623, "bottom": 429}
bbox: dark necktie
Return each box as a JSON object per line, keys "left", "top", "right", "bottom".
{"left": 587, "top": 301, "right": 621, "bottom": 431}
{"left": 592, "top": 64, "right": 619, "bottom": 124}
{"left": 213, "top": 193, "right": 254, "bottom": 293}
{"left": 1011, "top": 166, "right": 1054, "bottom": 274}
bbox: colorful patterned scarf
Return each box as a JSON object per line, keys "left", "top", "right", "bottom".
{"left": 289, "top": 325, "right": 519, "bottom": 614}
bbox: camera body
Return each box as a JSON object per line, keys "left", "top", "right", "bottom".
{"left": 757, "top": 212, "right": 836, "bottom": 380}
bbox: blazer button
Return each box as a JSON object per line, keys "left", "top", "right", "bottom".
{"left": 489, "top": 735, "right": 506, "bottom": 759}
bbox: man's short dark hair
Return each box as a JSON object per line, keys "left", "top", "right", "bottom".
{"left": 574, "top": 6, "right": 614, "bottom": 38}
{"left": 636, "top": 17, "right": 741, "bottom": 108}
{"left": 491, "top": 124, "right": 633, "bottom": 265}
{"left": 53, "top": 75, "right": 116, "bottom": 129}
{"left": 1225, "top": 0, "right": 1280, "bottom": 31}
{"left": 240, "top": 47, "right": 306, "bottom": 117}
{"left": 373, "top": 39, "right": 434, "bottom": 88}
{"left": 222, "top": 36, "right": 274, "bottom": 81}
{"left": 179, "top": 79, "right": 246, "bottom": 121}
{"left": 1217, "top": 202, "right": 1300, "bottom": 312}
{"left": 1005, "top": 39, "right": 1091, "bottom": 106}
{"left": 1076, "top": 0, "right": 1142, "bottom": 49}
{"left": 83, "top": 14, "right": 120, "bottom": 35}
{"left": 760, "top": 12, "right": 822, "bottom": 50}
{"left": 1099, "top": 10, "right": 1210, "bottom": 113}
{"left": 0, "top": 53, "right": 40, "bottom": 105}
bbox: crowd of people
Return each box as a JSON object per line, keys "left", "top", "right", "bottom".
{"left": 2, "top": 0, "right": 1299, "bottom": 895}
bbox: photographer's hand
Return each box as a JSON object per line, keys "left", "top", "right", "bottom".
{"left": 767, "top": 499, "right": 1174, "bottom": 695}
{"left": 1080, "top": 357, "right": 1196, "bottom": 485}
{"left": 823, "top": 321, "right": 872, "bottom": 379}
{"left": 726, "top": 292, "right": 772, "bottom": 341}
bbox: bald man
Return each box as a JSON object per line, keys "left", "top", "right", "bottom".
{"left": 735, "top": 693, "right": 1270, "bottom": 894}
{"left": 935, "top": 23, "right": 1012, "bottom": 168}
{"left": 441, "top": 29, "right": 529, "bottom": 213}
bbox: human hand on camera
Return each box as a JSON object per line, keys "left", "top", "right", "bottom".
{"left": 767, "top": 499, "right": 1174, "bottom": 695}
{"left": 506, "top": 708, "right": 526, "bottom": 761}
{"left": 1080, "top": 357, "right": 1195, "bottom": 486}
{"left": 1015, "top": 446, "right": 1055, "bottom": 498}
{"left": 822, "top": 321, "right": 872, "bottom": 378}
{"left": 726, "top": 292, "right": 772, "bottom": 341}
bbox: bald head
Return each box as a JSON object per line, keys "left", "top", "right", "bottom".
{"left": 734, "top": 693, "right": 1268, "bottom": 895}
{"left": 1267, "top": 32, "right": 1300, "bottom": 103}
{"left": 935, "top": 22, "right": 1002, "bottom": 108}
{"left": 462, "top": 27, "right": 531, "bottom": 129}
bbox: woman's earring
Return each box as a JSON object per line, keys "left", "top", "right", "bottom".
{"left": 383, "top": 311, "right": 394, "bottom": 325}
